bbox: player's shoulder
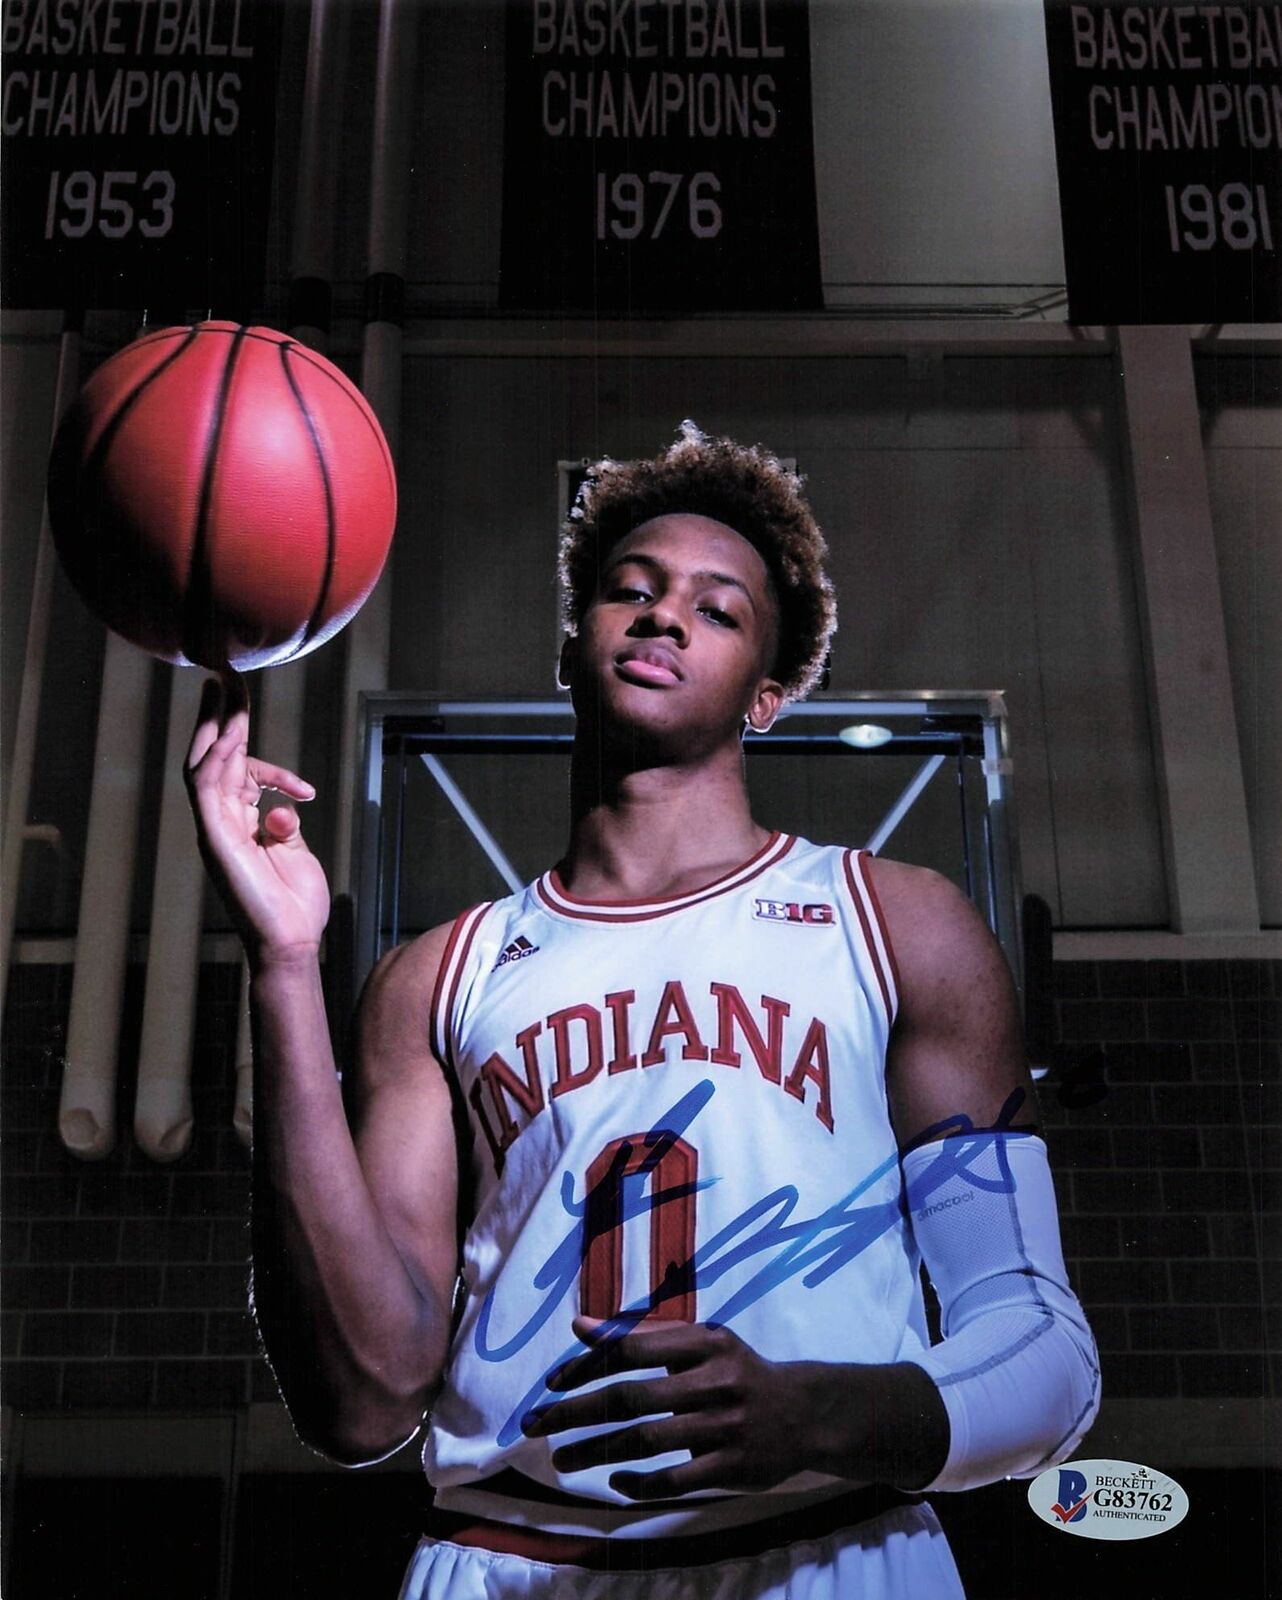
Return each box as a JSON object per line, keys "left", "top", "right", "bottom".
{"left": 862, "top": 854, "right": 976, "bottom": 930}
{"left": 862, "top": 855, "right": 1008, "bottom": 1005}
{"left": 363, "top": 919, "right": 455, "bottom": 1007}
{"left": 354, "top": 919, "right": 462, "bottom": 1085}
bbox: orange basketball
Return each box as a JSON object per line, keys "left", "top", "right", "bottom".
{"left": 47, "top": 321, "right": 397, "bottom": 670}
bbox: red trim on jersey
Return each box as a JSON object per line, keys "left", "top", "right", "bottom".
{"left": 536, "top": 832, "right": 795, "bottom": 923}
{"left": 429, "top": 903, "right": 491, "bottom": 1069}
{"left": 856, "top": 848, "right": 903, "bottom": 1002}
{"left": 842, "top": 851, "right": 894, "bottom": 1031}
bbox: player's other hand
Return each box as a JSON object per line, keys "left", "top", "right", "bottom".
{"left": 522, "top": 1317, "right": 828, "bottom": 1499}
{"left": 184, "top": 672, "right": 330, "bottom": 964}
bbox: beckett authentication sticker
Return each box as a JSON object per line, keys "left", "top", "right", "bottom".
{"left": 1028, "top": 1458, "right": 1190, "bottom": 1541}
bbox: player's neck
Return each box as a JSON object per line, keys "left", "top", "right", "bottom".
{"left": 562, "top": 747, "right": 770, "bottom": 903}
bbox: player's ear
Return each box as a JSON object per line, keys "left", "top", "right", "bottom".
{"left": 556, "top": 635, "right": 577, "bottom": 692}
{"left": 745, "top": 674, "right": 784, "bottom": 734}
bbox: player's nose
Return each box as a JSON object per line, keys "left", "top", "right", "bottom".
{"left": 630, "top": 593, "right": 689, "bottom": 645}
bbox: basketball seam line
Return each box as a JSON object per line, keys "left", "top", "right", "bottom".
{"left": 132, "top": 323, "right": 395, "bottom": 488}
{"left": 183, "top": 326, "right": 249, "bottom": 667}
{"left": 280, "top": 343, "right": 396, "bottom": 483}
{"left": 49, "top": 326, "right": 202, "bottom": 654}
{"left": 278, "top": 342, "right": 338, "bottom": 656}
{"left": 84, "top": 326, "right": 202, "bottom": 472}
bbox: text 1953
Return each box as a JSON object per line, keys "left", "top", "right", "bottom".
{"left": 44, "top": 170, "right": 176, "bottom": 240}
{"left": 1163, "top": 182, "right": 1274, "bottom": 253}
{"left": 595, "top": 171, "right": 723, "bottom": 241}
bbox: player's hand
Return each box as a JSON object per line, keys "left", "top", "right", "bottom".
{"left": 184, "top": 672, "right": 330, "bottom": 963}
{"left": 522, "top": 1317, "right": 828, "bottom": 1499}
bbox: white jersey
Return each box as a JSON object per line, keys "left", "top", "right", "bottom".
{"left": 423, "top": 833, "right": 934, "bottom": 1538}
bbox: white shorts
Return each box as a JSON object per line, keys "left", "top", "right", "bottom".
{"left": 397, "top": 1503, "right": 965, "bottom": 1600}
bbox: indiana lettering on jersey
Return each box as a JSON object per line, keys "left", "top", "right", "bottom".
{"left": 469, "top": 979, "right": 833, "bottom": 1170}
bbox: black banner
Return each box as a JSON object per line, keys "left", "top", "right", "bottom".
{"left": 1, "top": 0, "right": 283, "bottom": 311}
{"left": 500, "top": 0, "right": 822, "bottom": 312}
{"left": 1044, "top": 0, "right": 1282, "bottom": 324}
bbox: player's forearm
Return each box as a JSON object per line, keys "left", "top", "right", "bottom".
{"left": 789, "top": 1359, "right": 950, "bottom": 1490}
{"left": 248, "top": 950, "right": 450, "bottom": 1461}
{"left": 898, "top": 1135, "right": 1101, "bottom": 1492}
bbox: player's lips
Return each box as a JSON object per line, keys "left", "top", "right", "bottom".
{"left": 614, "top": 646, "right": 684, "bottom": 686}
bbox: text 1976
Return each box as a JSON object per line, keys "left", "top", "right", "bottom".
{"left": 595, "top": 171, "right": 723, "bottom": 241}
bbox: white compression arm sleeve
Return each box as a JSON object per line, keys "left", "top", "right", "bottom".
{"left": 899, "top": 1133, "right": 1101, "bottom": 1494}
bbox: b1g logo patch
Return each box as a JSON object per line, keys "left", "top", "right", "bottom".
{"left": 1027, "top": 1459, "right": 1189, "bottom": 1541}
{"left": 753, "top": 900, "right": 835, "bottom": 926}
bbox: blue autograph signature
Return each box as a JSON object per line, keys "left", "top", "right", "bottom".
{"left": 476, "top": 1079, "right": 1029, "bottom": 1447}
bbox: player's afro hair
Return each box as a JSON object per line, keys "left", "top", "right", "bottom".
{"left": 559, "top": 422, "right": 836, "bottom": 703}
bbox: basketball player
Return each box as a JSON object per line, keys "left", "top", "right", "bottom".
{"left": 185, "top": 426, "right": 1099, "bottom": 1598}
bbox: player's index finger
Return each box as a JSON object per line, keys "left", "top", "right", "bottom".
{"left": 197, "top": 675, "right": 222, "bottom": 721}
{"left": 524, "top": 1372, "right": 666, "bottom": 1435}
{"left": 550, "top": 1323, "right": 697, "bottom": 1389}
{"left": 219, "top": 667, "right": 249, "bottom": 717}
{"left": 186, "top": 679, "right": 225, "bottom": 770}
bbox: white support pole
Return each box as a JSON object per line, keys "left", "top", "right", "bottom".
{"left": 59, "top": 638, "right": 153, "bottom": 1159}
{"left": 332, "top": 0, "right": 418, "bottom": 896}
{"left": 232, "top": 663, "right": 307, "bottom": 1145}
{"left": 1116, "top": 325, "right": 1261, "bottom": 934}
{"left": 287, "top": 0, "right": 348, "bottom": 347}
{"left": 134, "top": 669, "right": 209, "bottom": 1162}
{"left": 419, "top": 754, "right": 524, "bottom": 893}
{"left": 0, "top": 325, "right": 81, "bottom": 1003}
{"left": 863, "top": 756, "right": 947, "bottom": 856}
{"left": 231, "top": 0, "right": 348, "bottom": 1147}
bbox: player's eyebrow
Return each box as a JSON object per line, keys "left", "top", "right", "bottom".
{"left": 606, "top": 552, "right": 759, "bottom": 611}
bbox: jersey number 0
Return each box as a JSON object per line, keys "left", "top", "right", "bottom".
{"left": 580, "top": 1134, "right": 698, "bottom": 1323}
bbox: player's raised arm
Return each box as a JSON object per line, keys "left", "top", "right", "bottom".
{"left": 185, "top": 677, "right": 460, "bottom": 1464}
{"left": 185, "top": 673, "right": 329, "bottom": 960}
{"left": 874, "top": 858, "right": 1101, "bottom": 1493}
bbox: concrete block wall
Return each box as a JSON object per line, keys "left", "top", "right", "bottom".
{"left": 3, "top": 957, "right": 1278, "bottom": 1416}
{"left": 1046, "top": 958, "right": 1280, "bottom": 1404}
{"left": 2, "top": 963, "right": 260, "bottom": 1413}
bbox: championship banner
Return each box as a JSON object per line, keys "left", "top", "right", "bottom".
{"left": 500, "top": 0, "right": 822, "bottom": 312}
{"left": 1, "top": 0, "right": 283, "bottom": 310}
{"left": 1043, "top": 0, "right": 1282, "bottom": 324}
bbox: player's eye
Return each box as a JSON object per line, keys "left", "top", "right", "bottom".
{"left": 610, "top": 585, "right": 650, "bottom": 603}
{"left": 699, "top": 605, "right": 736, "bottom": 628}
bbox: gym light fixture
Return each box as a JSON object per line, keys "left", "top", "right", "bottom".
{"left": 839, "top": 723, "right": 894, "bottom": 749}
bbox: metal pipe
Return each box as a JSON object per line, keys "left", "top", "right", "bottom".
{"left": 419, "top": 754, "right": 523, "bottom": 894}
{"left": 0, "top": 320, "right": 81, "bottom": 1004}
{"left": 286, "top": 0, "right": 348, "bottom": 347}
{"left": 863, "top": 755, "right": 947, "bottom": 856}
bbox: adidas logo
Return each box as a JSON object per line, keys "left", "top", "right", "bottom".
{"left": 493, "top": 935, "right": 540, "bottom": 970}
